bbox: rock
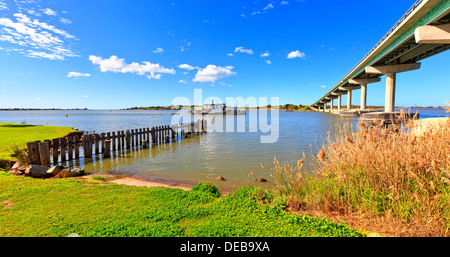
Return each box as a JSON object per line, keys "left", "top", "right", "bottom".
{"left": 216, "top": 176, "right": 225, "bottom": 181}
{"left": 255, "top": 178, "right": 268, "bottom": 182}
{"left": 9, "top": 162, "right": 24, "bottom": 176}
{"left": 47, "top": 165, "right": 66, "bottom": 176}
{"left": 71, "top": 168, "right": 85, "bottom": 176}
{"left": 24, "top": 165, "right": 51, "bottom": 178}
{"left": 54, "top": 168, "right": 84, "bottom": 179}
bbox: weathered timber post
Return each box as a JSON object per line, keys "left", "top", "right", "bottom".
{"left": 74, "top": 136, "right": 80, "bottom": 159}
{"left": 131, "top": 129, "right": 135, "bottom": 147}
{"left": 27, "top": 141, "right": 40, "bottom": 165}
{"left": 125, "top": 130, "right": 131, "bottom": 149}
{"left": 139, "top": 128, "right": 143, "bottom": 146}
{"left": 59, "top": 137, "right": 67, "bottom": 162}
{"left": 103, "top": 140, "right": 111, "bottom": 158}
{"left": 51, "top": 138, "right": 59, "bottom": 164}
{"left": 67, "top": 137, "right": 73, "bottom": 161}
{"left": 146, "top": 127, "right": 150, "bottom": 143}
{"left": 112, "top": 131, "right": 116, "bottom": 151}
{"left": 100, "top": 133, "right": 105, "bottom": 154}
{"left": 38, "top": 141, "right": 50, "bottom": 166}
{"left": 151, "top": 127, "right": 157, "bottom": 144}
{"left": 82, "top": 134, "right": 91, "bottom": 158}
{"left": 121, "top": 130, "right": 125, "bottom": 149}
{"left": 117, "top": 131, "right": 122, "bottom": 150}
{"left": 143, "top": 140, "right": 149, "bottom": 149}
{"left": 93, "top": 134, "right": 99, "bottom": 155}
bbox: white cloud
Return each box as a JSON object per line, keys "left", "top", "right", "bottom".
{"left": 59, "top": 18, "right": 72, "bottom": 24}
{"left": 193, "top": 64, "right": 236, "bottom": 83}
{"left": 89, "top": 55, "right": 176, "bottom": 79}
{"left": 265, "top": 60, "right": 272, "bottom": 64}
{"left": 287, "top": 50, "right": 306, "bottom": 59}
{"left": 43, "top": 8, "right": 57, "bottom": 16}
{"left": 14, "top": 13, "right": 74, "bottom": 39}
{"left": 35, "top": 97, "right": 40, "bottom": 100}
{"left": 177, "top": 63, "right": 195, "bottom": 70}
{"left": 0, "top": 13, "right": 77, "bottom": 60}
{"left": 280, "top": 1, "right": 289, "bottom": 5}
{"left": 263, "top": 4, "right": 274, "bottom": 10}
{"left": 153, "top": 47, "right": 163, "bottom": 54}
{"left": 82, "top": 94, "right": 88, "bottom": 98}
{"left": 67, "top": 71, "right": 90, "bottom": 78}
{"left": 0, "top": 1, "right": 8, "bottom": 10}
{"left": 234, "top": 46, "right": 253, "bottom": 55}
{"left": 321, "top": 85, "right": 326, "bottom": 88}
{"left": 178, "top": 79, "right": 187, "bottom": 84}
{"left": 260, "top": 51, "right": 270, "bottom": 57}
{"left": 227, "top": 53, "right": 234, "bottom": 56}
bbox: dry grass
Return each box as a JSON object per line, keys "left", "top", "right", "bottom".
{"left": 270, "top": 107, "right": 450, "bottom": 237}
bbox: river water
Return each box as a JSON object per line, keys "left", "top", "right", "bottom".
{"left": 0, "top": 108, "right": 448, "bottom": 190}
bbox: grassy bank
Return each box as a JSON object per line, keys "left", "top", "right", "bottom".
{"left": 0, "top": 122, "right": 362, "bottom": 237}
{"left": 270, "top": 116, "right": 450, "bottom": 237}
{"left": 0, "top": 173, "right": 362, "bottom": 237}
{"left": 0, "top": 123, "right": 75, "bottom": 161}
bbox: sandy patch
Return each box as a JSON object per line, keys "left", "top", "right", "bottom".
{"left": 108, "top": 176, "right": 192, "bottom": 191}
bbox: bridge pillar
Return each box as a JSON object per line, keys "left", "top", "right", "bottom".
{"left": 330, "top": 99, "right": 334, "bottom": 111}
{"left": 366, "top": 63, "right": 420, "bottom": 113}
{"left": 324, "top": 102, "right": 327, "bottom": 112}
{"left": 385, "top": 73, "right": 396, "bottom": 113}
{"left": 337, "top": 95, "right": 341, "bottom": 111}
{"left": 360, "top": 84, "right": 367, "bottom": 110}
{"left": 349, "top": 78, "right": 381, "bottom": 111}
{"left": 347, "top": 90, "right": 352, "bottom": 110}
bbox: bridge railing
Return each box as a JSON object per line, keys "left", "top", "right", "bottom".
{"left": 354, "top": 0, "right": 423, "bottom": 69}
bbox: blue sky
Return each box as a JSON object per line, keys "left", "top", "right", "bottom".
{"left": 0, "top": 0, "right": 449, "bottom": 109}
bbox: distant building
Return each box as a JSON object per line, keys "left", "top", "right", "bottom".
{"left": 201, "top": 100, "right": 225, "bottom": 114}
{"left": 193, "top": 100, "right": 245, "bottom": 115}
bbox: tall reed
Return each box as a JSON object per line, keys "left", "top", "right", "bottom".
{"left": 270, "top": 108, "right": 450, "bottom": 236}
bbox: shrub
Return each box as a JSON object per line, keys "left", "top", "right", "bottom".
{"left": 191, "top": 182, "right": 220, "bottom": 198}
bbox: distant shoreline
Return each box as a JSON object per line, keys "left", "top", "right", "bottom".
{"left": 0, "top": 106, "right": 447, "bottom": 111}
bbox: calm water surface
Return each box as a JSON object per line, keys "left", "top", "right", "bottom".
{"left": 1, "top": 108, "right": 448, "bottom": 190}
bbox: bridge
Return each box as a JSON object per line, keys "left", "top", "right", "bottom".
{"left": 310, "top": 0, "right": 450, "bottom": 120}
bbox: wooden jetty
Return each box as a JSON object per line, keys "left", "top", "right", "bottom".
{"left": 26, "top": 119, "right": 207, "bottom": 166}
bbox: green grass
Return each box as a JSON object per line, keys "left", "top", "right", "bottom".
{"left": 0, "top": 173, "right": 362, "bottom": 237}
{"left": 0, "top": 122, "right": 362, "bottom": 237}
{"left": 0, "top": 123, "right": 75, "bottom": 160}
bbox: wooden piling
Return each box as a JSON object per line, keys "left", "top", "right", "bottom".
{"left": 67, "top": 136, "right": 73, "bottom": 161}
{"left": 99, "top": 133, "right": 105, "bottom": 153}
{"left": 125, "top": 130, "right": 131, "bottom": 149}
{"left": 117, "top": 131, "right": 122, "bottom": 150}
{"left": 51, "top": 138, "right": 59, "bottom": 164}
{"left": 26, "top": 141, "right": 40, "bottom": 165}
{"left": 82, "top": 134, "right": 91, "bottom": 158}
{"left": 151, "top": 127, "right": 156, "bottom": 144}
{"left": 112, "top": 131, "right": 116, "bottom": 151}
{"left": 103, "top": 140, "right": 111, "bottom": 158}
{"left": 38, "top": 141, "right": 50, "bottom": 165}
{"left": 60, "top": 138, "right": 67, "bottom": 162}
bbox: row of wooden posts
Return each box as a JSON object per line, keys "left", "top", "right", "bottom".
{"left": 26, "top": 119, "right": 207, "bottom": 166}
